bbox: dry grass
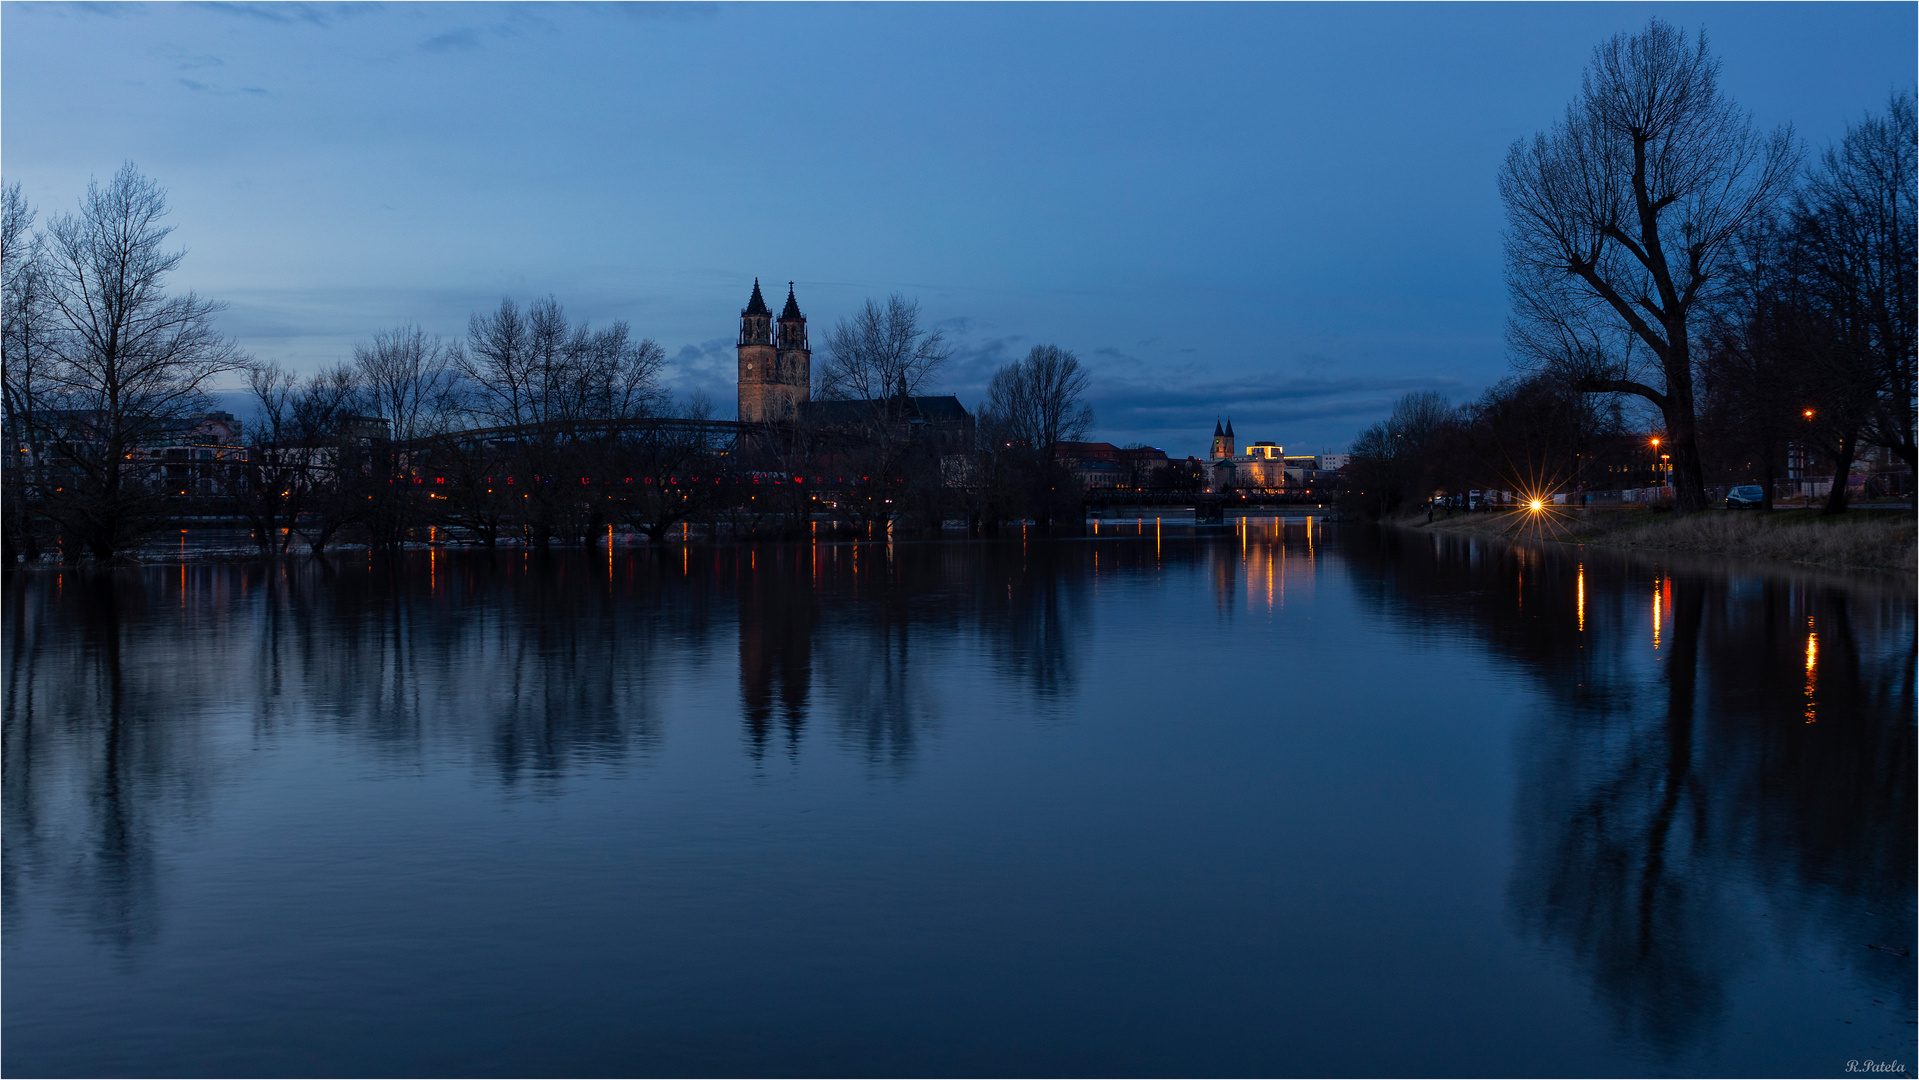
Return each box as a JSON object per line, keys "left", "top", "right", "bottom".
{"left": 1604, "top": 510, "right": 1916, "bottom": 573}
{"left": 1399, "top": 506, "right": 1916, "bottom": 573}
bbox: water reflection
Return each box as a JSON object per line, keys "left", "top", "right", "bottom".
{"left": 3, "top": 525, "right": 1911, "bottom": 1074}
{"left": 1347, "top": 530, "right": 1916, "bottom": 1052}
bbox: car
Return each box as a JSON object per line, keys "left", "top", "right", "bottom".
{"left": 1725, "top": 485, "right": 1765, "bottom": 509}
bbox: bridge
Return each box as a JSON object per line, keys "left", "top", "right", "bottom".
{"left": 412, "top": 416, "right": 747, "bottom": 452}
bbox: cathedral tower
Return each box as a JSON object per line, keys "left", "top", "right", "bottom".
{"left": 1211, "top": 419, "right": 1230, "bottom": 460}
{"left": 738, "top": 279, "right": 811, "bottom": 423}
{"left": 775, "top": 283, "right": 811, "bottom": 419}
{"left": 737, "top": 280, "right": 777, "bottom": 422}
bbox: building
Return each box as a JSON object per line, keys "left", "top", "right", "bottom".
{"left": 1202, "top": 426, "right": 1286, "bottom": 492}
{"left": 1210, "top": 418, "right": 1234, "bottom": 460}
{"left": 737, "top": 279, "right": 812, "bottom": 424}
{"left": 1054, "top": 441, "right": 1172, "bottom": 490}
{"left": 1195, "top": 425, "right": 1352, "bottom": 493}
{"left": 733, "top": 280, "right": 975, "bottom": 461}
{"left": 16, "top": 409, "right": 248, "bottom": 496}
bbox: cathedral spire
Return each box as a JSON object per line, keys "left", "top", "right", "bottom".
{"left": 780, "top": 282, "right": 802, "bottom": 321}
{"left": 744, "top": 278, "right": 770, "bottom": 316}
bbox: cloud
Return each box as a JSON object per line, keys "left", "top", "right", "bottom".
{"left": 25, "top": 2, "right": 141, "bottom": 20}
{"left": 941, "top": 334, "right": 1024, "bottom": 401}
{"left": 153, "top": 44, "right": 224, "bottom": 70}
{"left": 1083, "top": 370, "right": 1474, "bottom": 453}
{"left": 664, "top": 338, "right": 736, "bottom": 404}
{"left": 1095, "top": 370, "right": 1466, "bottom": 416}
{"left": 176, "top": 77, "right": 271, "bottom": 97}
{"left": 419, "top": 28, "right": 481, "bottom": 53}
{"left": 189, "top": 1, "right": 377, "bottom": 27}
{"left": 612, "top": 2, "right": 719, "bottom": 21}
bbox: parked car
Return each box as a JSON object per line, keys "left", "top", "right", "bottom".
{"left": 1725, "top": 485, "right": 1765, "bottom": 509}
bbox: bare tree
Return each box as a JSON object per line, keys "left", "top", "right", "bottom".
{"left": 1345, "top": 391, "right": 1463, "bottom": 518}
{"left": 611, "top": 394, "right": 732, "bottom": 543}
{"left": 2, "top": 182, "right": 56, "bottom": 560}
{"left": 292, "top": 364, "right": 370, "bottom": 555}
{"left": 819, "top": 295, "right": 950, "bottom": 403}
{"left": 985, "top": 344, "right": 1095, "bottom": 451}
{"left": 454, "top": 295, "right": 667, "bottom": 546}
{"left": 349, "top": 324, "right": 460, "bottom": 548}
{"left": 458, "top": 295, "right": 665, "bottom": 429}
{"left": 36, "top": 164, "right": 245, "bottom": 559}
{"left": 1698, "top": 225, "right": 1808, "bottom": 511}
{"left": 238, "top": 361, "right": 360, "bottom": 556}
{"left": 1790, "top": 92, "right": 1916, "bottom": 512}
{"left": 982, "top": 344, "right": 1095, "bottom": 527}
{"left": 1501, "top": 20, "right": 1798, "bottom": 512}
{"left": 815, "top": 295, "right": 953, "bottom": 529}
{"left": 353, "top": 323, "right": 459, "bottom": 442}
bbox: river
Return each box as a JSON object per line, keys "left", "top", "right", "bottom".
{"left": 4, "top": 523, "right": 1913, "bottom": 1076}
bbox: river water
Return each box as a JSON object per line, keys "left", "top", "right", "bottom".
{"left": 4, "top": 523, "right": 1913, "bottom": 1077}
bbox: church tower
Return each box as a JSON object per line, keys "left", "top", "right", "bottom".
{"left": 737, "top": 280, "right": 777, "bottom": 422}
{"left": 738, "top": 279, "right": 811, "bottom": 423}
{"left": 774, "top": 283, "right": 811, "bottom": 420}
{"left": 1211, "top": 419, "right": 1230, "bottom": 460}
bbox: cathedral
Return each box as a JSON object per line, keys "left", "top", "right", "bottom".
{"left": 732, "top": 279, "right": 975, "bottom": 453}
{"left": 736, "top": 279, "right": 812, "bottom": 424}
{"left": 1211, "top": 417, "right": 1235, "bottom": 460}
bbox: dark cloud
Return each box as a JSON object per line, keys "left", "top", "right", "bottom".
{"left": 1095, "top": 370, "right": 1466, "bottom": 416}
{"left": 665, "top": 338, "right": 736, "bottom": 405}
{"left": 419, "top": 28, "right": 480, "bottom": 53}
{"left": 940, "top": 334, "right": 1023, "bottom": 403}
{"left": 1084, "top": 370, "right": 1472, "bottom": 453}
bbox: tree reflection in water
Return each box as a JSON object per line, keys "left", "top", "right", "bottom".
{"left": 1350, "top": 530, "right": 1916, "bottom": 1053}
{"left": 2, "top": 540, "right": 1098, "bottom": 945}
{"left": 6, "top": 528, "right": 1909, "bottom": 1070}
{"left": 733, "top": 540, "right": 1090, "bottom": 771}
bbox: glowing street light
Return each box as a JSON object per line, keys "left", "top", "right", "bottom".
{"left": 1529, "top": 498, "right": 1544, "bottom": 512}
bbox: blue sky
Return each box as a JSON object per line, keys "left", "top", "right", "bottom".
{"left": 4, "top": 2, "right": 1911, "bottom": 456}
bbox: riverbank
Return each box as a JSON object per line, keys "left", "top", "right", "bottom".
{"left": 1393, "top": 505, "right": 1916, "bottom": 574}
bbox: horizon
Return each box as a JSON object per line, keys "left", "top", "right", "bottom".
{"left": 3, "top": 1, "right": 1912, "bottom": 457}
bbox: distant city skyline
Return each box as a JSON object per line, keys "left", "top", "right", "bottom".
{"left": 4, "top": 1, "right": 1911, "bottom": 456}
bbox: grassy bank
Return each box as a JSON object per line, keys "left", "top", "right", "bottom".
{"left": 1395, "top": 505, "right": 1916, "bottom": 574}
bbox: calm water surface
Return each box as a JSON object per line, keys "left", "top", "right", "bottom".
{"left": 4, "top": 524, "right": 1913, "bottom": 1077}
